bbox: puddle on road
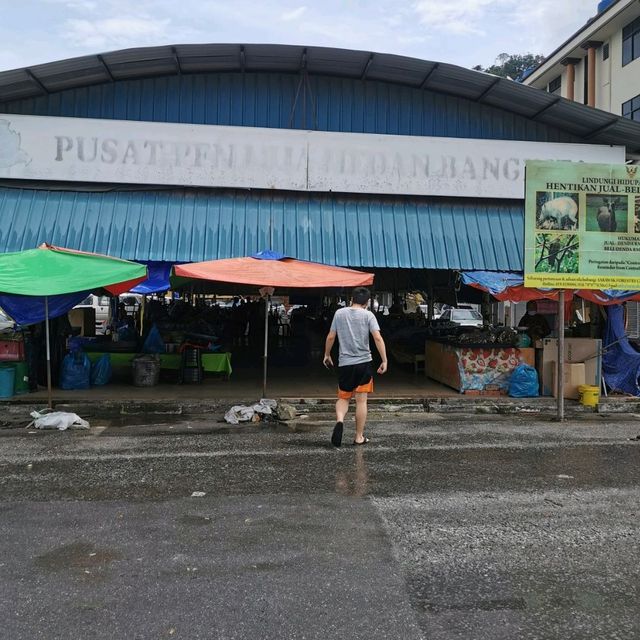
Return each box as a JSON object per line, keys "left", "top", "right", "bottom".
{"left": 178, "top": 514, "right": 212, "bottom": 526}
{"left": 34, "top": 542, "right": 121, "bottom": 571}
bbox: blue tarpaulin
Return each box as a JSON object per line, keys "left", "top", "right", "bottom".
{"left": 461, "top": 271, "right": 640, "bottom": 305}
{"left": 602, "top": 305, "right": 640, "bottom": 396}
{"left": 0, "top": 291, "right": 90, "bottom": 325}
{"left": 130, "top": 262, "right": 173, "bottom": 294}
{"left": 460, "top": 271, "right": 528, "bottom": 295}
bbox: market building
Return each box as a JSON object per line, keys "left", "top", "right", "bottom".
{"left": 1, "top": 43, "right": 640, "bottom": 399}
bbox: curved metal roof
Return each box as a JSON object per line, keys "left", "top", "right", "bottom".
{"left": 0, "top": 43, "right": 639, "bottom": 152}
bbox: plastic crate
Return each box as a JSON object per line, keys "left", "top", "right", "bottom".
{"left": 0, "top": 340, "right": 24, "bottom": 362}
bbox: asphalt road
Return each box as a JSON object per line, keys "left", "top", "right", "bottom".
{"left": 1, "top": 414, "right": 639, "bottom": 639}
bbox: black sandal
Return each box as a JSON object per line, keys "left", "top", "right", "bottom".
{"left": 331, "top": 421, "right": 344, "bottom": 447}
{"left": 353, "top": 436, "right": 369, "bottom": 445}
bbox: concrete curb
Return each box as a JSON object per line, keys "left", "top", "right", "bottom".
{"left": 2, "top": 394, "right": 633, "bottom": 430}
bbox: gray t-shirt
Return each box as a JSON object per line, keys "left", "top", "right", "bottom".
{"left": 330, "top": 307, "right": 381, "bottom": 367}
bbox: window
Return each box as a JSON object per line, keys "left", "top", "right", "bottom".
{"left": 627, "top": 302, "right": 640, "bottom": 339}
{"left": 622, "top": 16, "right": 640, "bottom": 66}
{"left": 603, "top": 42, "right": 610, "bottom": 61}
{"left": 548, "top": 75, "right": 561, "bottom": 95}
{"left": 622, "top": 94, "right": 640, "bottom": 121}
{"left": 451, "top": 310, "right": 482, "bottom": 321}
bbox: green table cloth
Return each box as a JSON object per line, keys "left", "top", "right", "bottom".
{"left": 86, "top": 352, "right": 232, "bottom": 377}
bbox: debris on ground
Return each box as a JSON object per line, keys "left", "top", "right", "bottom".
{"left": 223, "top": 399, "right": 297, "bottom": 424}
{"left": 27, "top": 410, "right": 90, "bottom": 431}
{"left": 275, "top": 402, "right": 297, "bottom": 421}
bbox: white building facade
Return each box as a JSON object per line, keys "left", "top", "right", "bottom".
{"left": 524, "top": 0, "right": 640, "bottom": 120}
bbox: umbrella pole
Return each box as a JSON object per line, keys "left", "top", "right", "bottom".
{"left": 45, "top": 296, "right": 52, "bottom": 410}
{"left": 557, "top": 290, "right": 565, "bottom": 422}
{"left": 263, "top": 295, "right": 270, "bottom": 399}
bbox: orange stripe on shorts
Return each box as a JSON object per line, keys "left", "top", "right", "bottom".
{"left": 337, "top": 379, "right": 374, "bottom": 399}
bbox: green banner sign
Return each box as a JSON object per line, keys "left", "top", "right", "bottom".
{"left": 525, "top": 160, "right": 640, "bottom": 290}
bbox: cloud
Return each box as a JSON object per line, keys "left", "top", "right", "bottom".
{"left": 412, "top": 0, "right": 510, "bottom": 36}
{"left": 509, "top": 0, "right": 596, "bottom": 54}
{"left": 44, "top": 0, "right": 98, "bottom": 10}
{"left": 64, "top": 16, "right": 171, "bottom": 49}
{"left": 281, "top": 6, "right": 307, "bottom": 21}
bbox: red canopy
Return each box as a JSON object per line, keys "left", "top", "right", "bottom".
{"left": 174, "top": 254, "right": 374, "bottom": 289}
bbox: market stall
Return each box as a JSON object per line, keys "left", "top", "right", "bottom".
{"left": 84, "top": 351, "right": 232, "bottom": 378}
{"left": 425, "top": 341, "right": 534, "bottom": 394}
{"left": 174, "top": 251, "right": 375, "bottom": 396}
{"left": 0, "top": 244, "right": 146, "bottom": 406}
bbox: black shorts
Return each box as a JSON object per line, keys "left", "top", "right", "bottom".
{"left": 338, "top": 362, "right": 374, "bottom": 396}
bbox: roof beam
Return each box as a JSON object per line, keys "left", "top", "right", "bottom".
{"left": 24, "top": 69, "right": 49, "bottom": 95}
{"left": 475, "top": 76, "right": 501, "bottom": 102}
{"left": 531, "top": 96, "right": 562, "bottom": 120}
{"left": 96, "top": 54, "right": 115, "bottom": 82}
{"left": 419, "top": 63, "right": 439, "bottom": 89}
{"left": 584, "top": 117, "right": 621, "bottom": 140}
{"left": 171, "top": 46, "right": 183, "bottom": 75}
{"left": 361, "top": 53, "right": 374, "bottom": 80}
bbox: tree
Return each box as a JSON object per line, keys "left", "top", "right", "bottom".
{"left": 473, "top": 53, "right": 546, "bottom": 81}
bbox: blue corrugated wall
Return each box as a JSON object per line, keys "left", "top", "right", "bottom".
{"left": 0, "top": 72, "right": 578, "bottom": 143}
{"left": 0, "top": 187, "right": 524, "bottom": 270}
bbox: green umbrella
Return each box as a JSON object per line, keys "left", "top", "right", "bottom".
{"left": 0, "top": 244, "right": 147, "bottom": 407}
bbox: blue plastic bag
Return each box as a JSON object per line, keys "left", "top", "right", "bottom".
{"left": 60, "top": 351, "right": 91, "bottom": 390}
{"left": 142, "top": 324, "right": 164, "bottom": 354}
{"left": 90, "top": 354, "right": 112, "bottom": 386}
{"left": 508, "top": 363, "right": 539, "bottom": 398}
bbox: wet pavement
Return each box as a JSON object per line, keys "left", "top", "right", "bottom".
{"left": 1, "top": 415, "right": 639, "bottom": 639}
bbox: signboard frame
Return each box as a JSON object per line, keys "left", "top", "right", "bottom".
{"left": 525, "top": 160, "right": 640, "bottom": 290}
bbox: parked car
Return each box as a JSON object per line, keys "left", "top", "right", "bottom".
{"left": 73, "top": 294, "right": 111, "bottom": 334}
{"left": 439, "top": 307, "right": 484, "bottom": 328}
{"left": 418, "top": 304, "right": 442, "bottom": 319}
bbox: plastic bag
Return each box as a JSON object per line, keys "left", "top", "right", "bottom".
{"left": 29, "top": 410, "right": 89, "bottom": 431}
{"left": 90, "top": 353, "right": 112, "bottom": 386}
{"left": 142, "top": 324, "right": 164, "bottom": 354}
{"left": 224, "top": 405, "right": 255, "bottom": 425}
{"left": 508, "top": 363, "right": 539, "bottom": 398}
{"left": 60, "top": 351, "right": 91, "bottom": 390}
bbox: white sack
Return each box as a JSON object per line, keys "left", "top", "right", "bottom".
{"left": 29, "top": 410, "right": 90, "bottom": 431}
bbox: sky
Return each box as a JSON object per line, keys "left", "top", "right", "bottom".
{"left": 0, "top": 0, "right": 599, "bottom": 72}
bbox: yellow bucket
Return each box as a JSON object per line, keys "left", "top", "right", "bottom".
{"left": 578, "top": 384, "right": 600, "bottom": 408}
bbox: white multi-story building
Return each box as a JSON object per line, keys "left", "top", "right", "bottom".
{"left": 524, "top": 0, "right": 640, "bottom": 120}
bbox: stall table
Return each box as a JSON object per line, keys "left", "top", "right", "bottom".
{"left": 425, "top": 340, "right": 534, "bottom": 394}
{"left": 86, "top": 351, "right": 233, "bottom": 379}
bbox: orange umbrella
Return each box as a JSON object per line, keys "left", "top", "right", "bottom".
{"left": 173, "top": 251, "right": 374, "bottom": 288}
{"left": 174, "top": 251, "right": 375, "bottom": 396}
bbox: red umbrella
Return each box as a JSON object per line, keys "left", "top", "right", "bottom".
{"left": 174, "top": 251, "right": 375, "bottom": 396}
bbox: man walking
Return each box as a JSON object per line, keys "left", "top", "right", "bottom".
{"left": 323, "top": 287, "right": 387, "bottom": 447}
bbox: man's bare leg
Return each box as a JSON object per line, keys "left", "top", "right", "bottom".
{"left": 336, "top": 398, "right": 350, "bottom": 422}
{"left": 354, "top": 392, "right": 368, "bottom": 443}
